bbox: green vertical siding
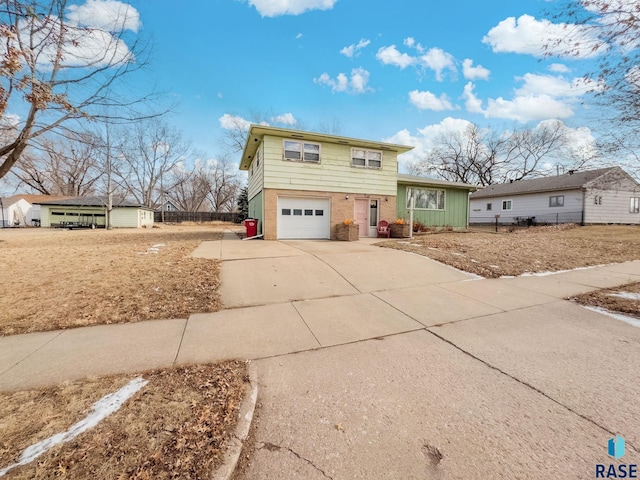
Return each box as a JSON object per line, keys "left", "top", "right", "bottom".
{"left": 396, "top": 184, "right": 470, "bottom": 229}
{"left": 248, "top": 190, "right": 263, "bottom": 234}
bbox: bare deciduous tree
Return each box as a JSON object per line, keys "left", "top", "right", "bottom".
{"left": 409, "top": 122, "right": 571, "bottom": 186}
{"left": 0, "top": 0, "right": 158, "bottom": 180}
{"left": 12, "top": 132, "right": 103, "bottom": 195}
{"left": 115, "top": 119, "right": 191, "bottom": 208}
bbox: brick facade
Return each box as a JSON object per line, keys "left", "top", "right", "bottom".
{"left": 263, "top": 188, "right": 397, "bottom": 240}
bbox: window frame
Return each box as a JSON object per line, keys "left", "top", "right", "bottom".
{"left": 486, "top": 203, "right": 492, "bottom": 211}
{"left": 283, "top": 139, "right": 321, "bottom": 163}
{"left": 502, "top": 200, "right": 513, "bottom": 211}
{"left": 407, "top": 187, "right": 446, "bottom": 211}
{"left": 630, "top": 197, "right": 640, "bottom": 214}
{"left": 549, "top": 195, "right": 564, "bottom": 208}
{"left": 351, "top": 148, "right": 383, "bottom": 170}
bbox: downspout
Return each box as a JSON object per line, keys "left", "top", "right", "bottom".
{"left": 581, "top": 187, "right": 586, "bottom": 226}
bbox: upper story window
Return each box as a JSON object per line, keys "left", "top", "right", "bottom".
{"left": 549, "top": 195, "right": 564, "bottom": 207}
{"left": 284, "top": 140, "right": 320, "bottom": 163}
{"left": 352, "top": 148, "right": 382, "bottom": 169}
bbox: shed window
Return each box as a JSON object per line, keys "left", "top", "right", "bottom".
{"left": 502, "top": 200, "right": 512, "bottom": 211}
{"left": 631, "top": 197, "right": 640, "bottom": 213}
{"left": 407, "top": 188, "right": 445, "bottom": 210}
{"left": 486, "top": 203, "right": 492, "bottom": 211}
{"left": 594, "top": 195, "right": 603, "bottom": 205}
{"left": 284, "top": 140, "right": 321, "bottom": 163}
{"left": 549, "top": 195, "right": 564, "bottom": 207}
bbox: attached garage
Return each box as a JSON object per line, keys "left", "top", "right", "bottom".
{"left": 277, "top": 197, "right": 330, "bottom": 239}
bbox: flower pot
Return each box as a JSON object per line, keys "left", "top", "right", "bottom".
{"left": 390, "top": 223, "right": 410, "bottom": 238}
{"left": 336, "top": 223, "right": 359, "bottom": 241}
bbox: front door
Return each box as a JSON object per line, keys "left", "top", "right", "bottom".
{"left": 355, "top": 199, "right": 368, "bottom": 237}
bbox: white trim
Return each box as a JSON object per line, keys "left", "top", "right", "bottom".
{"left": 501, "top": 199, "right": 513, "bottom": 211}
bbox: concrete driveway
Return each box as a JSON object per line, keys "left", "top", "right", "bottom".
{"left": 192, "top": 235, "right": 640, "bottom": 480}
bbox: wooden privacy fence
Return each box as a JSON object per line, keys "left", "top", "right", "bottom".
{"left": 154, "top": 211, "right": 242, "bottom": 223}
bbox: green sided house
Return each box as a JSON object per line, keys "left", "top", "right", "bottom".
{"left": 240, "top": 125, "right": 476, "bottom": 240}
{"left": 37, "top": 196, "right": 155, "bottom": 228}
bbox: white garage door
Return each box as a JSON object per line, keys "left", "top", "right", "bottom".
{"left": 277, "top": 197, "right": 331, "bottom": 239}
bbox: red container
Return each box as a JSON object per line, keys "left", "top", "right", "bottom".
{"left": 244, "top": 218, "right": 258, "bottom": 238}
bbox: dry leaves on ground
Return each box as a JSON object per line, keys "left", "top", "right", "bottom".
{"left": 569, "top": 282, "right": 640, "bottom": 318}
{"left": 379, "top": 225, "right": 640, "bottom": 278}
{"left": 1, "top": 361, "right": 248, "bottom": 480}
{"left": 0, "top": 225, "right": 228, "bottom": 336}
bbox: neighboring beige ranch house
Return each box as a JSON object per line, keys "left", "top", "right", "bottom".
{"left": 240, "top": 125, "right": 476, "bottom": 240}
{"left": 37, "top": 196, "right": 155, "bottom": 228}
{"left": 469, "top": 166, "right": 640, "bottom": 225}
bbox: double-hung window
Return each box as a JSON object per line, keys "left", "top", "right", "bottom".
{"left": 351, "top": 148, "right": 382, "bottom": 169}
{"left": 631, "top": 197, "right": 640, "bottom": 213}
{"left": 284, "top": 140, "right": 321, "bottom": 163}
{"left": 502, "top": 200, "right": 512, "bottom": 211}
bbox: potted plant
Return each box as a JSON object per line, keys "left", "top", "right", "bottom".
{"left": 336, "top": 219, "right": 359, "bottom": 241}
{"left": 390, "top": 218, "right": 410, "bottom": 238}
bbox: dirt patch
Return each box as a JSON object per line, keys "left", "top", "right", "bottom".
{"left": 0, "top": 225, "right": 233, "bottom": 336}
{"left": 569, "top": 282, "right": 640, "bottom": 319}
{"left": 0, "top": 361, "right": 248, "bottom": 479}
{"left": 378, "top": 225, "right": 640, "bottom": 278}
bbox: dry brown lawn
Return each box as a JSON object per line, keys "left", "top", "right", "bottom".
{"left": 379, "top": 224, "right": 640, "bottom": 278}
{"left": 0, "top": 361, "right": 247, "bottom": 479}
{"left": 0, "top": 224, "right": 230, "bottom": 336}
{"left": 570, "top": 282, "right": 640, "bottom": 318}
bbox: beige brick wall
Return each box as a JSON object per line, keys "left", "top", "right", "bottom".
{"left": 263, "top": 188, "right": 397, "bottom": 240}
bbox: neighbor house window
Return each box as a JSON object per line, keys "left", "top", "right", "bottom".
{"left": 283, "top": 140, "right": 321, "bottom": 163}
{"left": 351, "top": 148, "right": 382, "bottom": 169}
{"left": 549, "top": 195, "right": 564, "bottom": 207}
{"left": 502, "top": 200, "right": 512, "bottom": 210}
{"left": 594, "top": 195, "right": 603, "bottom": 205}
{"left": 631, "top": 197, "right": 640, "bottom": 213}
{"left": 486, "top": 203, "right": 492, "bottom": 211}
{"left": 407, "top": 188, "right": 445, "bottom": 210}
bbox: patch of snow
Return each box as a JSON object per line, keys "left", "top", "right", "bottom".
{"left": 397, "top": 241, "right": 411, "bottom": 244}
{"left": 489, "top": 265, "right": 500, "bottom": 269}
{"left": 517, "top": 263, "right": 612, "bottom": 277}
{"left": 147, "top": 248, "right": 159, "bottom": 252}
{"left": 470, "top": 259, "right": 479, "bottom": 263}
{"left": 451, "top": 252, "right": 464, "bottom": 256}
{"left": 608, "top": 292, "right": 640, "bottom": 301}
{"left": 152, "top": 244, "right": 166, "bottom": 248}
{"left": 583, "top": 306, "right": 640, "bottom": 329}
{"left": 428, "top": 247, "right": 437, "bottom": 251}
{"left": 0, "top": 377, "right": 148, "bottom": 477}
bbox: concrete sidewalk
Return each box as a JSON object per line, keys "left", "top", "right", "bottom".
{"left": 1, "top": 232, "right": 638, "bottom": 392}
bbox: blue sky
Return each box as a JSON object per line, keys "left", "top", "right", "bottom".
{"left": 8, "top": 0, "right": 613, "bottom": 174}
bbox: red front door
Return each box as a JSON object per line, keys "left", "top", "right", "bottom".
{"left": 355, "top": 199, "right": 368, "bottom": 237}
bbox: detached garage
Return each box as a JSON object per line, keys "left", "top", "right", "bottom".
{"left": 277, "top": 197, "right": 331, "bottom": 239}
{"left": 37, "top": 196, "right": 155, "bottom": 229}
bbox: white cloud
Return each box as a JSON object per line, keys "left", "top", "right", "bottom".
{"left": 462, "top": 59, "right": 490, "bottom": 81}
{"left": 314, "top": 68, "right": 372, "bottom": 94}
{"left": 217, "top": 92, "right": 224, "bottom": 98}
{"left": 549, "top": 63, "right": 570, "bottom": 73}
{"left": 271, "top": 113, "right": 297, "bottom": 125}
{"left": 376, "top": 45, "right": 416, "bottom": 69}
{"left": 248, "top": 0, "right": 336, "bottom": 17}
{"left": 482, "top": 14, "right": 604, "bottom": 58}
{"left": 419, "top": 48, "right": 456, "bottom": 81}
{"left": 515, "top": 73, "right": 600, "bottom": 97}
{"left": 462, "top": 82, "right": 484, "bottom": 114}
{"left": 219, "top": 114, "right": 252, "bottom": 131}
{"left": 484, "top": 94, "right": 574, "bottom": 122}
{"left": 409, "top": 90, "right": 454, "bottom": 111}
{"left": 296, "top": 33, "right": 303, "bottom": 39}
{"left": 340, "top": 39, "right": 370, "bottom": 58}
{"left": 403, "top": 37, "right": 424, "bottom": 53}
{"left": 67, "top": 0, "right": 140, "bottom": 32}
{"left": 384, "top": 117, "right": 474, "bottom": 167}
